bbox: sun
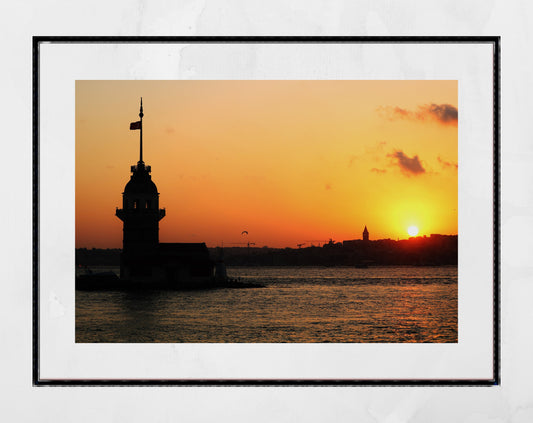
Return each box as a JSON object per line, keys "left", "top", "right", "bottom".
{"left": 407, "top": 226, "right": 419, "bottom": 237}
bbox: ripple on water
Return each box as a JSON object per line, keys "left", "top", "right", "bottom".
{"left": 76, "top": 266, "right": 457, "bottom": 343}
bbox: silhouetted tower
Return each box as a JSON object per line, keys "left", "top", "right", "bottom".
{"left": 116, "top": 99, "right": 165, "bottom": 261}
{"left": 363, "top": 225, "right": 369, "bottom": 241}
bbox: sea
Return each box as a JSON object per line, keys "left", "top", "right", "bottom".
{"left": 76, "top": 266, "right": 457, "bottom": 343}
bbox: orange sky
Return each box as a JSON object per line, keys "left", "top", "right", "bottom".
{"left": 75, "top": 80, "right": 458, "bottom": 248}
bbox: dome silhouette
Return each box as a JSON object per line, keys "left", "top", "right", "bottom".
{"left": 123, "top": 166, "right": 158, "bottom": 195}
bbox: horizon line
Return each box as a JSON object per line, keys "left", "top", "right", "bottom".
{"left": 76, "top": 233, "right": 458, "bottom": 250}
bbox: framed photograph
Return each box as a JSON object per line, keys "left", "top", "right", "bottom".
{"left": 34, "top": 36, "right": 499, "bottom": 385}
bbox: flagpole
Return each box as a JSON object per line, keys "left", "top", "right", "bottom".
{"left": 139, "top": 97, "right": 144, "bottom": 163}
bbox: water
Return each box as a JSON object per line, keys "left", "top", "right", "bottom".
{"left": 76, "top": 266, "right": 457, "bottom": 343}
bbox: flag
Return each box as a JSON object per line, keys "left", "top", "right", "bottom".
{"left": 130, "top": 121, "right": 141, "bottom": 130}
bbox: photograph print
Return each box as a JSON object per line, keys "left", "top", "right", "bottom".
{"left": 75, "top": 80, "right": 458, "bottom": 344}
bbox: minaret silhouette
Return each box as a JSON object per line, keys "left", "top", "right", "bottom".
{"left": 116, "top": 99, "right": 165, "bottom": 279}
{"left": 363, "top": 225, "right": 369, "bottom": 241}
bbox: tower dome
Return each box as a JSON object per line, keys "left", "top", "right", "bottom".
{"left": 123, "top": 162, "right": 159, "bottom": 196}
{"left": 120, "top": 161, "right": 162, "bottom": 212}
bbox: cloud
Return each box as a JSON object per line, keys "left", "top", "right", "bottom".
{"left": 388, "top": 150, "right": 425, "bottom": 176}
{"left": 392, "top": 107, "right": 410, "bottom": 118}
{"left": 377, "top": 106, "right": 411, "bottom": 121}
{"left": 325, "top": 183, "right": 332, "bottom": 191}
{"left": 378, "top": 104, "right": 458, "bottom": 126}
{"left": 437, "top": 156, "right": 458, "bottom": 170}
{"left": 165, "top": 127, "right": 175, "bottom": 134}
{"left": 370, "top": 168, "right": 387, "bottom": 174}
{"left": 424, "top": 104, "right": 458, "bottom": 124}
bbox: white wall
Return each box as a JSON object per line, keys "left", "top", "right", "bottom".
{"left": 2, "top": 1, "right": 532, "bottom": 422}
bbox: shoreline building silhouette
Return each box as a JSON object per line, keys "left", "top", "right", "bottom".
{"left": 342, "top": 225, "right": 370, "bottom": 248}
{"left": 115, "top": 99, "right": 214, "bottom": 285}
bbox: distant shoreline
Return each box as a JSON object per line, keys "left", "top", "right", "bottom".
{"left": 77, "top": 236, "right": 458, "bottom": 267}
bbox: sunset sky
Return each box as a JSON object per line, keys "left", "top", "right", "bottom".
{"left": 75, "top": 80, "right": 457, "bottom": 249}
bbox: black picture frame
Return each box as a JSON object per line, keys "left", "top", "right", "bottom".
{"left": 33, "top": 36, "right": 500, "bottom": 386}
